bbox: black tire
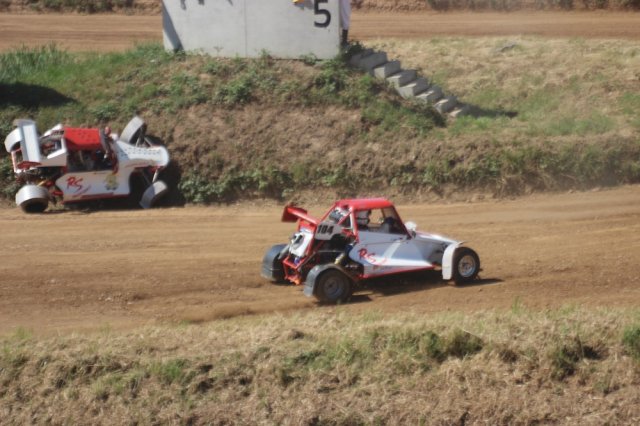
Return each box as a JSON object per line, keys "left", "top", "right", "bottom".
{"left": 16, "top": 185, "right": 49, "bottom": 214}
{"left": 452, "top": 247, "right": 480, "bottom": 285}
{"left": 21, "top": 199, "right": 48, "bottom": 214}
{"left": 315, "top": 269, "right": 352, "bottom": 304}
{"left": 262, "top": 244, "right": 288, "bottom": 283}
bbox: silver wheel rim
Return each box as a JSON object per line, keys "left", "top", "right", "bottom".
{"left": 458, "top": 255, "right": 477, "bottom": 278}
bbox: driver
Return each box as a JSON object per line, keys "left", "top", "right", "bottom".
{"left": 355, "top": 210, "right": 371, "bottom": 231}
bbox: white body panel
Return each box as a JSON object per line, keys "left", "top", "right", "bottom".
{"left": 55, "top": 170, "right": 132, "bottom": 201}
{"left": 113, "top": 140, "right": 170, "bottom": 169}
{"left": 349, "top": 230, "right": 460, "bottom": 278}
{"left": 5, "top": 120, "right": 68, "bottom": 170}
{"left": 290, "top": 229, "right": 314, "bottom": 258}
{"left": 54, "top": 141, "right": 169, "bottom": 202}
{"left": 441, "top": 242, "right": 462, "bottom": 281}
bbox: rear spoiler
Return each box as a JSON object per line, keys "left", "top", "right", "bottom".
{"left": 281, "top": 205, "right": 319, "bottom": 226}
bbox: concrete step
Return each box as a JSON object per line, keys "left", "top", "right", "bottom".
{"left": 449, "top": 104, "right": 472, "bottom": 118}
{"left": 356, "top": 51, "right": 388, "bottom": 72}
{"left": 434, "top": 96, "right": 458, "bottom": 114}
{"left": 373, "top": 60, "right": 401, "bottom": 79}
{"left": 386, "top": 70, "right": 417, "bottom": 88}
{"left": 396, "top": 77, "right": 430, "bottom": 99}
{"left": 348, "top": 48, "right": 373, "bottom": 67}
{"left": 416, "top": 85, "right": 444, "bottom": 104}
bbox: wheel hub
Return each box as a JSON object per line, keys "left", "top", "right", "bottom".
{"left": 458, "top": 255, "right": 477, "bottom": 278}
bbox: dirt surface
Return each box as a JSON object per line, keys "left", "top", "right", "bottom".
{"left": 1, "top": 11, "right": 640, "bottom": 52}
{"left": 1, "top": 186, "right": 639, "bottom": 335}
{"left": 2, "top": 11, "right": 640, "bottom": 336}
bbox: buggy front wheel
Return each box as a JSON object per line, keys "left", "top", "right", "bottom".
{"left": 452, "top": 247, "right": 480, "bottom": 285}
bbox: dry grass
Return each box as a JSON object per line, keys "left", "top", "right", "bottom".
{"left": 2, "top": 306, "right": 640, "bottom": 424}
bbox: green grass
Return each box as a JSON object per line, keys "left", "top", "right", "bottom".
{"left": 622, "top": 325, "right": 640, "bottom": 361}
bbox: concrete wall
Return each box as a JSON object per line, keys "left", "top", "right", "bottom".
{"left": 163, "top": 0, "right": 340, "bottom": 59}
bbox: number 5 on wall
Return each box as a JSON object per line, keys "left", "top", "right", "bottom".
{"left": 314, "top": 0, "right": 331, "bottom": 28}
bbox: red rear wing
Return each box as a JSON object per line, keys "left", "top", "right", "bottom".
{"left": 281, "top": 205, "right": 319, "bottom": 227}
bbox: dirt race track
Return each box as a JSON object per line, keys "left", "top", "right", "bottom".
{"left": 1, "top": 11, "right": 640, "bottom": 335}
{"left": 1, "top": 186, "right": 639, "bottom": 335}
{"left": 1, "top": 11, "right": 640, "bottom": 52}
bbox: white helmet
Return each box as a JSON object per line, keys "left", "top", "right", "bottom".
{"left": 356, "top": 210, "right": 370, "bottom": 227}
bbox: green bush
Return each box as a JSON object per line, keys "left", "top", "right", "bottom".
{"left": 622, "top": 325, "right": 640, "bottom": 361}
{"left": 0, "top": 157, "right": 19, "bottom": 199}
{"left": 445, "top": 329, "right": 484, "bottom": 359}
{"left": 149, "top": 359, "right": 191, "bottom": 385}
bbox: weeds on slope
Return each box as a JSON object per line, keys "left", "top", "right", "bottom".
{"left": 1, "top": 39, "right": 639, "bottom": 204}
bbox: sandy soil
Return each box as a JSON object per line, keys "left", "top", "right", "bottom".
{"left": 1, "top": 12, "right": 640, "bottom": 52}
{"left": 1, "top": 186, "right": 639, "bottom": 335}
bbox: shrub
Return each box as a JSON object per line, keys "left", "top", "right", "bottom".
{"left": 622, "top": 325, "right": 640, "bottom": 361}
{"left": 550, "top": 340, "right": 582, "bottom": 379}
{"left": 445, "top": 329, "right": 484, "bottom": 359}
{"left": 549, "top": 335, "right": 602, "bottom": 380}
{"left": 149, "top": 359, "right": 190, "bottom": 385}
{"left": 620, "top": 0, "right": 640, "bottom": 8}
{"left": 0, "top": 157, "right": 19, "bottom": 199}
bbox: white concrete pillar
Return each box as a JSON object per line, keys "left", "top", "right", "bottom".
{"left": 163, "top": 0, "right": 341, "bottom": 59}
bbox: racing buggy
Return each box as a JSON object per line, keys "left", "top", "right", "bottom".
{"left": 262, "top": 198, "right": 481, "bottom": 303}
{"left": 3, "top": 116, "right": 169, "bottom": 213}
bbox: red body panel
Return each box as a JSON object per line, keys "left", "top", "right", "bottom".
{"left": 64, "top": 128, "right": 103, "bottom": 151}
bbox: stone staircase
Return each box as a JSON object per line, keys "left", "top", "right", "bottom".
{"left": 349, "top": 48, "right": 469, "bottom": 118}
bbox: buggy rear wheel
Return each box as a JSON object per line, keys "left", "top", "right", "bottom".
{"left": 16, "top": 185, "right": 49, "bottom": 214}
{"left": 315, "top": 269, "right": 352, "bottom": 304}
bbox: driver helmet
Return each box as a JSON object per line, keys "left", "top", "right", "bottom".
{"left": 329, "top": 207, "right": 349, "bottom": 224}
{"left": 356, "top": 210, "right": 371, "bottom": 227}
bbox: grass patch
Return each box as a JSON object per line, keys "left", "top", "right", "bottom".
{"left": 0, "top": 307, "right": 638, "bottom": 424}
{"left": 622, "top": 325, "right": 640, "bottom": 361}
{"left": 149, "top": 358, "right": 192, "bottom": 385}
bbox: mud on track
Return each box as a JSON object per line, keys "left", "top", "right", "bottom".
{"left": 1, "top": 186, "right": 639, "bottom": 335}
{"left": 1, "top": 11, "right": 640, "bottom": 52}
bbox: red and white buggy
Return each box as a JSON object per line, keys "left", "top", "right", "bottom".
{"left": 3, "top": 116, "right": 169, "bottom": 213}
{"left": 262, "top": 198, "right": 481, "bottom": 303}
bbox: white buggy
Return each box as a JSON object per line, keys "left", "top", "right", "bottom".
{"left": 3, "top": 116, "right": 169, "bottom": 213}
